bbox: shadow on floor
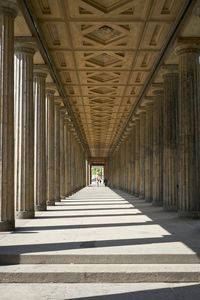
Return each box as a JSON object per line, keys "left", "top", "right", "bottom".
{"left": 14, "top": 221, "right": 154, "bottom": 232}
{"left": 35, "top": 213, "right": 143, "bottom": 219}
{"left": 113, "top": 189, "right": 200, "bottom": 254}
{"left": 66, "top": 284, "right": 200, "bottom": 300}
{"left": 0, "top": 236, "right": 175, "bottom": 254}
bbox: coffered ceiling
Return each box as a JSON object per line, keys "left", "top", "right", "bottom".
{"left": 18, "top": 0, "right": 194, "bottom": 157}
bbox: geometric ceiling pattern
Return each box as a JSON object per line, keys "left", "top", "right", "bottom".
{"left": 25, "top": 0, "right": 186, "bottom": 156}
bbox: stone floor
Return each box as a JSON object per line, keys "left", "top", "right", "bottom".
{"left": 0, "top": 187, "right": 200, "bottom": 299}
{"left": 0, "top": 187, "right": 200, "bottom": 256}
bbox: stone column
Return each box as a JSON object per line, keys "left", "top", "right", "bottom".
{"left": 139, "top": 112, "right": 146, "bottom": 199}
{"left": 54, "top": 98, "right": 63, "bottom": 202}
{"left": 144, "top": 103, "right": 153, "bottom": 202}
{"left": 0, "top": 1, "right": 17, "bottom": 230}
{"left": 64, "top": 118, "right": 69, "bottom": 197}
{"left": 59, "top": 108, "right": 66, "bottom": 199}
{"left": 152, "top": 90, "right": 163, "bottom": 206}
{"left": 176, "top": 43, "right": 200, "bottom": 217}
{"left": 14, "top": 41, "right": 35, "bottom": 219}
{"left": 46, "top": 89, "right": 56, "bottom": 206}
{"left": 162, "top": 66, "right": 178, "bottom": 211}
{"left": 33, "top": 68, "right": 48, "bottom": 211}
{"left": 130, "top": 125, "right": 136, "bottom": 194}
{"left": 134, "top": 118, "right": 140, "bottom": 197}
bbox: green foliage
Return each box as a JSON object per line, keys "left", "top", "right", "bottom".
{"left": 91, "top": 166, "right": 103, "bottom": 177}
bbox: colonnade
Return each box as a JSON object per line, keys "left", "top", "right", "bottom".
{"left": 109, "top": 42, "right": 200, "bottom": 218}
{"left": 0, "top": 0, "right": 86, "bottom": 231}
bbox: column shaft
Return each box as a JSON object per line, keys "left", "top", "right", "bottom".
{"left": 0, "top": 1, "right": 17, "bottom": 230}
{"left": 163, "top": 71, "right": 178, "bottom": 211}
{"left": 152, "top": 92, "right": 163, "bottom": 206}
{"left": 177, "top": 46, "right": 200, "bottom": 217}
{"left": 33, "top": 70, "right": 47, "bottom": 211}
{"left": 134, "top": 119, "right": 140, "bottom": 196}
{"left": 144, "top": 105, "right": 153, "bottom": 202}
{"left": 46, "top": 90, "right": 55, "bottom": 206}
{"left": 59, "top": 110, "right": 65, "bottom": 199}
{"left": 54, "top": 103, "right": 61, "bottom": 201}
{"left": 139, "top": 113, "right": 146, "bottom": 199}
{"left": 15, "top": 45, "right": 35, "bottom": 218}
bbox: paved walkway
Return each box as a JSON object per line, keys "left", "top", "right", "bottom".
{"left": 0, "top": 187, "right": 200, "bottom": 299}
{"left": 0, "top": 187, "right": 199, "bottom": 256}
{"left": 0, "top": 187, "right": 200, "bottom": 255}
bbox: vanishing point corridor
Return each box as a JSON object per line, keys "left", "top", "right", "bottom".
{"left": 0, "top": 0, "right": 200, "bottom": 298}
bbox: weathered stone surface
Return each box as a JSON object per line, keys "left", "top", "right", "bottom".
{"left": 15, "top": 43, "right": 35, "bottom": 219}
{"left": 46, "top": 89, "right": 56, "bottom": 206}
{"left": 176, "top": 44, "right": 200, "bottom": 218}
{"left": 0, "top": 1, "right": 17, "bottom": 230}
{"left": 33, "top": 68, "right": 48, "bottom": 211}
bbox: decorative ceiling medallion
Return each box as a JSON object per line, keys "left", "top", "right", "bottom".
{"left": 82, "top": 0, "right": 133, "bottom": 14}
{"left": 85, "top": 25, "right": 124, "bottom": 45}
{"left": 90, "top": 87, "right": 113, "bottom": 94}
{"left": 89, "top": 72, "right": 118, "bottom": 82}
{"left": 87, "top": 53, "right": 120, "bottom": 67}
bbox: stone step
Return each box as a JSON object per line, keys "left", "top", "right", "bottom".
{"left": 0, "top": 264, "right": 199, "bottom": 283}
{"left": 0, "top": 254, "right": 200, "bottom": 265}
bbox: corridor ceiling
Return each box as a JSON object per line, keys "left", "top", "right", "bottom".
{"left": 17, "top": 0, "right": 197, "bottom": 157}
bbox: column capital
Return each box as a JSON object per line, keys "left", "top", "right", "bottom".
{"left": 152, "top": 89, "right": 164, "bottom": 96}
{"left": 54, "top": 96, "right": 64, "bottom": 107}
{"left": 59, "top": 108, "right": 67, "bottom": 116}
{"left": 162, "top": 64, "right": 178, "bottom": 76}
{"left": 14, "top": 37, "right": 37, "bottom": 55}
{"left": 175, "top": 38, "right": 200, "bottom": 55}
{"left": 142, "top": 96, "right": 154, "bottom": 105}
{"left": 46, "top": 88, "right": 57, "bottom": 96}
{"left": 0, "top": 0, "right": 18, "bottom": 17}
{"left": 34, "top": 65, "right": 49, "bottom": 78}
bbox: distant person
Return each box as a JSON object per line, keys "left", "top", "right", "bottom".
{"left": 104, "top": 178, "right": 108, "bottom": 186}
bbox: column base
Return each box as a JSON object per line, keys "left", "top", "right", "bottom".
{"left": 35, "top": 204, "right": 47, "bottom": 211}
{"left": 16, "top": 211, "right": 35, "bottom": 219}
{"left": 55, "top": 197, "right": 61, "bottom": 202}
{"left": 145, "top": 197, "right": 153, "bottom": 203}
{"left": 152, "top": 200, "right": 163, "bottom": 207}
{"left": 178, "top": 210, "right": 200, "bottom": 219}
{"left": 46, "top": 200, "right": 55, "bottom": 206}
{"left": 0, "top": 220, "right": 15, "bottom": 231}
{"left": 163, "top": 205, "right": 177, "bottom": 212}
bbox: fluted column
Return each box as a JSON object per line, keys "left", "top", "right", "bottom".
{"left": 46, "top": 89, "right": 56, "bottom": 206}
{"left": 64, "top": 118, "right": 69, "bottom": 197}
{"left": 59, "top": 108, "right": 66, "bottom": 199}
{"left": 134, "top": 118, "right": 140, "bottom": 196}
{"left": 162, "top": 67, "right": 178, "bottom": 211}
{"left": 14, "top": 41, "right": 35, "bottom": 219}
{"left": 176, "top": 43, "right": 200, "bottom": 217}
{"left": 33, "top": 68, "right": 48, "bottom": 211}
{"left": 54, "top": 99, "right": 63, "bottom": 201}
{"left": 152, "top": 90, "right": 163, "bottom": 206}
{"left": 139, "top": 112, "right": 146, "bottom": 199}
{"left": 130, "top": 125, "right": 136, "bottom": 194}
{"left": 144, "top": 103, "right": 153, "bottom": 202}
{"left": 0, "top": 1, "right": 17, "bottom": 230}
